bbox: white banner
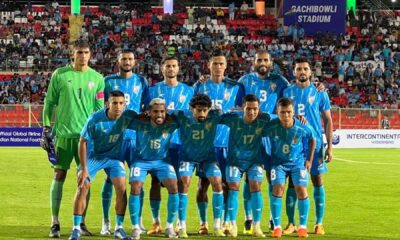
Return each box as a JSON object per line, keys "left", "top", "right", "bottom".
{"left": 332, "top": 130, "right": 400, "bottom": 148}
{"left": 343, "top": 60, "right": 385, "bottom": 73}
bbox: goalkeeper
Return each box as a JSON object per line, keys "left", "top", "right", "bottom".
{"left": 41, "top": 40, "right": 104, "bottom": 238}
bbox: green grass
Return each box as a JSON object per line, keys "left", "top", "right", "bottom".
{"left": 0, "top": 148, "right": 399, "bottom": 239}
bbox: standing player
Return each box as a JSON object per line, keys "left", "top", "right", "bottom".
{"left": 68, "top": 90, "right": 130, "bottom": 240}
{"left": 41, "top": 40, "right": 104, "bottom": 238}
{"left": 238, "top": 50, "right": 289, "bottom": 233}
{"left": 282, "top": 57, "right": 333, "bottom": 235}
{"left": 144, "top": 56, "right": 194, "bottom": 235}
{"left": 222, "top": 94, "right": 271, "bottom": 238}
{"left": 264, "top": 97, "right": 316, "bottom": 238}
{"left": 193, "top": 49, "right": 245, "bottom": 234}
{"left": 100, "top": 49, "right": 148, "bottom": 235}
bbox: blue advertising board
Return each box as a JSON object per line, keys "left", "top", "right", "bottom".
{"left": 0, "top": 128, "right": 42, "bottom": 146}
{"left": 283, "top": 0, "right": 346, "bottom": 35}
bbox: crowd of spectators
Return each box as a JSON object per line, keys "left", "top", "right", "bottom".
{"left": 0, "top": 1, "right": 399, "bottom": 109}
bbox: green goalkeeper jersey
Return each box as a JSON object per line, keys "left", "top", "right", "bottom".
{"left": 43, "top": 65, "right": 105, "bottom": 138}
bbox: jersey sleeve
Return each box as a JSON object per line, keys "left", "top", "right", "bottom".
{"left": 319, "top": 91, "right": 332, "bottom": 112}
{"left": 219, "top": 111, "right": 239, "bottom": 127}
{"left": 235, "top": 82, "right": 246, "bottom": 107}
{"left": 42, "top": 70, "right": 59, "bottom": 127}
{"left": 80, "top": 114, "right": 94, "bottom": 141}
{"left": 94, "top": 74, "right": 105, "bottom": 111}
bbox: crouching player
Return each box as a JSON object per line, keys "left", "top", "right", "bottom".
{"left": 222, "top": 94, "right": 272, "bottom": 238}
{"left": 68, "top": 90, "right": 130, "bottom": 240}
{"left": 264, "top": 98, "right": 316, "bottom": 238}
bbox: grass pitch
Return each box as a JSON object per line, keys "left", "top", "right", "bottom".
{"left": 0, "top": 148, "right": 399, "bottom": 239}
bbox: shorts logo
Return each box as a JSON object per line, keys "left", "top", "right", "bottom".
{"left": 169, "top": 165, "right": 175, "bottom": 173}
{"left": 300, "top": 169, "right": 307, "bottom": 178}
{"left": 332, "top": 134, "right": 340, "bottom": 145}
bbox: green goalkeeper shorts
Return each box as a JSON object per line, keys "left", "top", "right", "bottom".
{"left": 53, "top": 137, "right": 80, "bottom": 170}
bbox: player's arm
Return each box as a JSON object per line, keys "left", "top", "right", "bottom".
{"left": 321, "top": 109, "right": 333, "bottom": 163}
{"left": 42, "top": 71, "right": 59, "bottom": 128}
{"left": 77, "top": 137, "right": 89, "bottom": 188}
{"left": 94, "top": 76, "right": 105, "bottom": 111}
{"left": 305, "top": 136, "right": 316, "bottom": 173}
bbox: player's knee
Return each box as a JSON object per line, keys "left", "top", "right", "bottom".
{"left": 295, "top": 186, "right": 308, "bottom": 199}
{"left": 311, "top": 175, "right": 323, "bottom": 187}
{"left": 227, "top": 182, "right": 240, "bottom": 191}
{"left": 249, "top": 180, "right": 262, "bottom": 192}
{"left": 272, "top": 184, "right": 284, "bottom": 197}
{"left": 209, "top": 177, "right": 223, "bottom": 192}
{"left": 164, "top": 180, "right": 178, "bottom": 194}
{"left": 54, "top": 169, "right": 67, "bottom": 181}
{"left": 130, "top": 182, "right": 142, "bottom": 195}
{"left": 179, "top": 178, "right": 191, "bottom": 193}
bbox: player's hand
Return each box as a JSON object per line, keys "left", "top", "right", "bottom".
{"left": 77, "top": 169, "right": 89, "bottom": 188}
{"left": 198, "top": 74, "right": 209, "bottom": 83}
{"left": 296, "top": 115, "right": 307, "bottom": 125}
{"left": 40, "top": 126, "right": 53, "bottom": 152}
{"left": 315, "top": 82, "right": 326, "bottom": 91}
{"left": 325, "top": 147, "right": 333, "bottom": 163}
{"left": 229, "top": 106, "right": 242, "bottom": 111}
{"left": 305, "top": 160, "right": 312, "bottom": 172}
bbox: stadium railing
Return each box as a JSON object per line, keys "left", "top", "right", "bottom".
{"left": 0, "top": 104, "right": 399, "bottom": 129}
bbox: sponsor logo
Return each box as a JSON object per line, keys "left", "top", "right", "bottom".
{"left": 332, "top": 134, "right": 340, "bottom": 145}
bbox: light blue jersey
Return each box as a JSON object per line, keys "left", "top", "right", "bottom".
{"left": 220, "top": 111, "right": 271, "bottom": 169}
{"left": 283, "top": 84, "right": 331, "bottom": 141}
{"left": 125, "top": 115, "right": 179, "bottom": 162}
{"left": 173, "top": 110, "right": 222, "bottom": 163}
{"left": 193, "top": 78, "right": 245, "bottom": 147}
{"left": 238, "top": 72, "right": 289, "bottom": 115}
{"left": 81, "top": 109, "right": 123, "bottom": 160}
{"left": 264, "top": 118, "right": 316, "bottom": 166}
{"left": 145, "top": 81, "right": 194, "bottom": 145}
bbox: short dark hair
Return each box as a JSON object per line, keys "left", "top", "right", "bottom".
{"left": 277, "top": 97, "right": 294, "bottom": 108}
{"left": 190, "top": 94, "right": 212, "bottom": 108}
{"left": 242, "top": 94, "right": 260, "bottom": 105}
{"left": 255, "top": 50, "right": 271, "bottom": 58}
{"left": 209, "top": 49, "right": 226, "bottom": 61}
{"left": 72, "top": 39, "right": 90, "bottom": 50}
{"left": 161, "top": 56, "right": 179, "bottom": 65}
{"left": 294, "top": 57, "right": 311, "bottom": 66}
{"left": 118, "top": 49, "right": 135, "bottom": 57}
{"left": 109, "top": 90, "right": 125, "bottom": 98}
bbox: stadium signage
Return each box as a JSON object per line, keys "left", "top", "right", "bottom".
{"left": 343, "top": 61, "right": 385, "bottom": 72}
{"left": 332, "top": 130, "right": 400, "bottom": 148}
{"left": 0, "top": 128, "right": 42, "bottom": 146}
{"left": 283, "top": 0, "right": 346, "bottom": 35}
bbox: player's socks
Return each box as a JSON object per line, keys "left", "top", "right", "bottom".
{"left": 223, "top": 201, "right": 231, "bottom": 222}
{"left": 101, "top": 180, "right": 113, "bottom": 221}
{"left": 251, "top": 191, "right": 263, "bottom": 224}
{"left": 115, "top": 214, "right": 125, "bottom": 228}
{"left": 243, "top": 182, "right": 252, "bottom": 220}
{"left": 167, "top": 193, "right": 179, "bottom": 225}
{"left": 298, "top": 197, "right": 310, "bottom": 228}
{"left": 150, "top": 199, "right": 161, "bottom": 223}
{"left": 129, "top": 194, "right": 140, "bottom": 225}
{"left": 50, "top": 179, "right": 64, "bottom": 220}
{"left": 179, "top": 193, "right": 188, "bottom": 225}
{"left": 197, "top": 201, "right": 208, "bottom": 224}
{"left": 285, "top": 187, "right": 297, "bottom": 224}
{"left": 270, "top": 195, "right": 282, "bottom": 228}
{"left": 227, "top": 190, "right": 239, "bottom": 223}
{"left": 73, "top": 215, "right": 83, "bottom": 230}
{"left": 313, "top": 185, "right": 325, "bottom": 224}
{"left": 212, "top": 191, "right": 223, "bottom": 227}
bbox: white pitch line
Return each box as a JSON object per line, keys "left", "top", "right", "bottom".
{"left": 334, "top": 157, "right": 400, "bottom": 166}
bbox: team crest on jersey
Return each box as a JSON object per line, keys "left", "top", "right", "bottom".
{"left": 224, "top": 92, "right": 231, "bottom": 100}
{"left": 308, "top": 96, "right": 315, "bottom": 104}
{"left": 206, "top": 122, "right": 213, "bottom": 130}
{"left": 88, "top": 81, "right": 95, "bottom": 90}
{"left": 256, "top": 127, "right": 263, "bottom": 135}
{"left": 292, "top": 137, "right": 298, "bottom": 144}
{"left": 133, "top": 86, "right": 140, "bottom": 94}
{"left": 270, "top": 83, "right": 276, "bottom": 92}
{"left": 179, "top": 95, "right": 186, "bottom": 103}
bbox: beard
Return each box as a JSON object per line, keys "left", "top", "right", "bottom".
{"left": 256, "top": 65, "right": 269, "bottom": 75}
{"left": 120, "top": 66, "right": 133, "bottom": 72}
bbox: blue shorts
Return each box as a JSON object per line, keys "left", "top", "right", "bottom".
{"left": 129, "top": 160, "right": 177, "bottom": 183}
{"left": 270, "top": 164, "right": 309, "bottom": 187}
{"left": 225, "top": 164, "right": 264, "bottom": 183}
{"left": 180, "top": 161, "right": 221, "bottom": 178}
{"left": 120, "top": 139, "right": 135, "bottom": 167}
{"left": 83, "top": 158, "right": 126, "bottom": 182}
{"left": 215, "top": 147, "right": 227, "bottom": 180}
{"left": 310, "top": 143, "right": 328, "bottom": 176}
